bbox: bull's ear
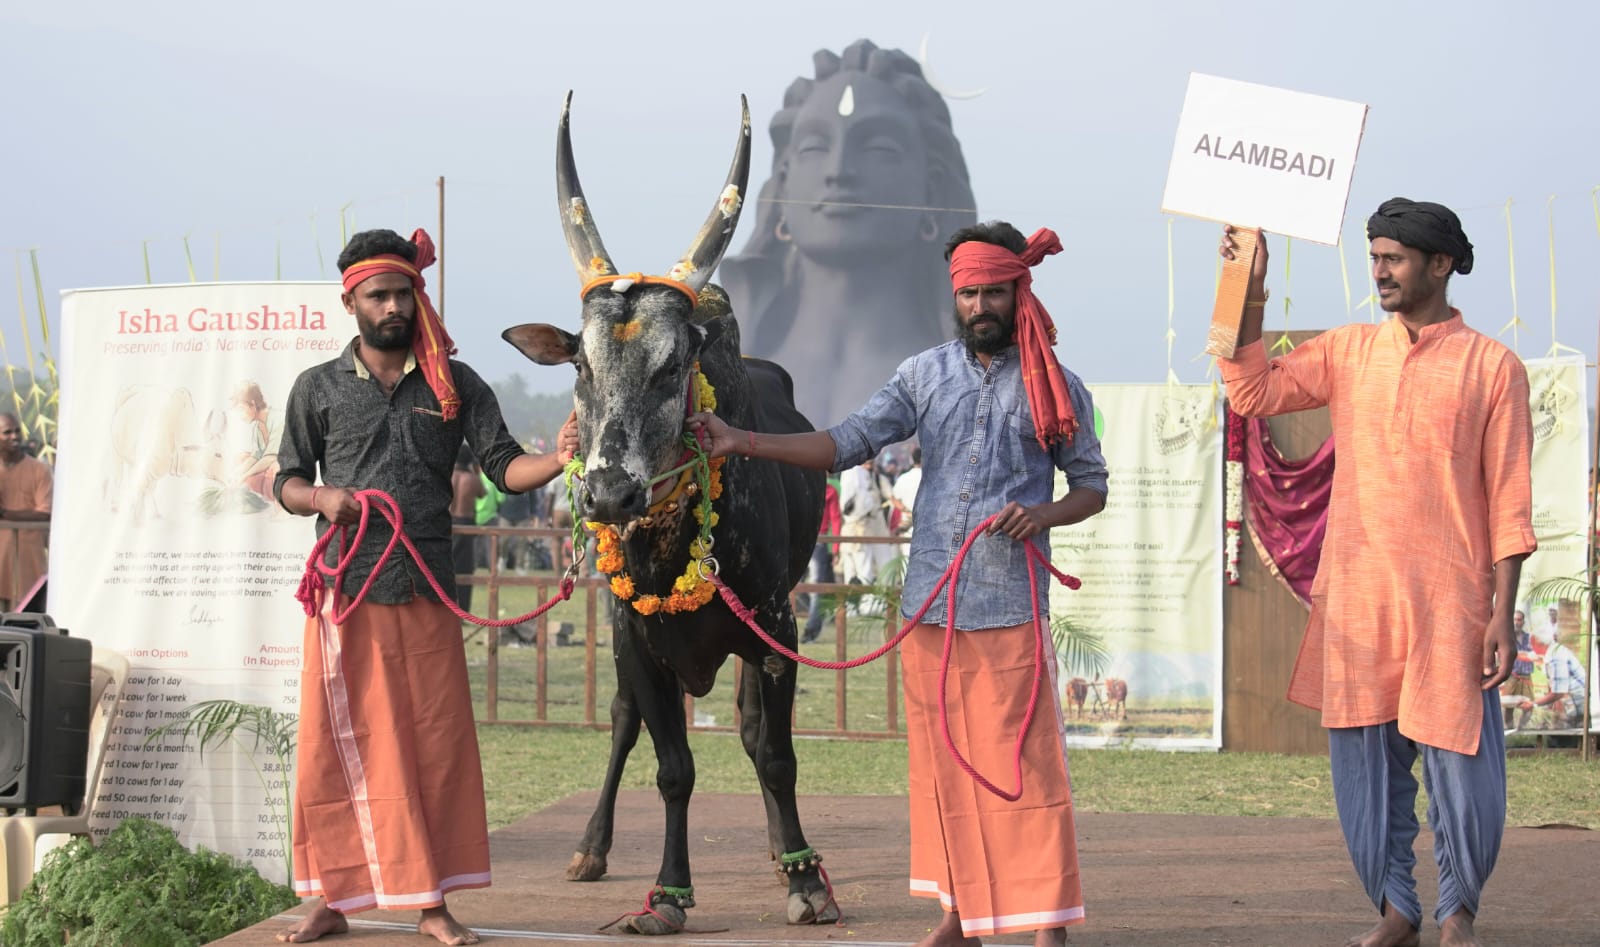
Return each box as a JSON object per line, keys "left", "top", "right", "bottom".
{"left": 689, "top": 318, "right": 725, "bottom": 355}
{"left": 503, "top": 324, "right": 579, "bottom": 366}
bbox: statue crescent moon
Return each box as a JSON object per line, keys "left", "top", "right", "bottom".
{"left": 917, "top": 33, "right": 989, "bottom": 100}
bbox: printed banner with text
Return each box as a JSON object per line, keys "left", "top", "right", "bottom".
{"left": 1049, "top": 384, "right": 1222, "bottom": 749}
{"left": 51, "top": 282, "right": 347, "bottom": 882}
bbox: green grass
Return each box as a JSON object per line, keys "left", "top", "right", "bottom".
{"left": 476, "top": 724, "right": 1600, "bottom": 833}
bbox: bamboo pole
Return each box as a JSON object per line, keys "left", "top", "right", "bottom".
{"left": 1586, "top": 321, "right": 1598, "bottom": 762}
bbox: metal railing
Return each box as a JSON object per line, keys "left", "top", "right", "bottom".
{"left": 453, "top": 524, "right": 909, "bottom": 739}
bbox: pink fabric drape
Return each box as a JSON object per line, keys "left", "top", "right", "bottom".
{"left": 1227, "top": 403, "right": 1334, "bottom": 607}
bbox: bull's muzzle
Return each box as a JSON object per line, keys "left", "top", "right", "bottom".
{"left": 581, "top": 467, "right": 648, "bottom": 524}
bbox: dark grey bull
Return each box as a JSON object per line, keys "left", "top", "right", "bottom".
{"left": 503, "top": 94, "right": 833, "bottom": 934}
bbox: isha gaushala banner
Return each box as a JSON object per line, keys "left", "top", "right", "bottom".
{"left": 51, "top": 282, "right": 347, "bottom": 883}
{"left": 1049, "top": 383, "right": 1222, "bottom": 750}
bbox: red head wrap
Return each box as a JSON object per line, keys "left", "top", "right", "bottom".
{"left": 340, "top": 228, "right": 460, "bottom": 420}
{"left": 949, "top": 228, "right": 1077, "bottom": 448}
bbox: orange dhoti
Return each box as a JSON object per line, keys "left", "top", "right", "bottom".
{"left": 902, "top": 621, "right": 1085, "bottom": 937}
{"left": 290, "top": 596, "right": 490, "bottom": 914}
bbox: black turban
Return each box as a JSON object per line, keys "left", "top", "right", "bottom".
{"left": 1365, "top": 198, "right": 1474, "bottom": 275}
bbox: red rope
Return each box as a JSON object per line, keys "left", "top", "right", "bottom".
{"left": 294, "top": 488, "right": 575, "bottom": 626}
{"left": 709, "top": 513, "right": 1080, "bottom": 802}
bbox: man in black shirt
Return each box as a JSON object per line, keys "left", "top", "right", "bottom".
{"left": 273, "top": 228, "right": 575, "bottom": 944}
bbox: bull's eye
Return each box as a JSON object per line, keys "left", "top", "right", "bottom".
{"left": 650, "top": 362, "right": 680, "bottom": 390}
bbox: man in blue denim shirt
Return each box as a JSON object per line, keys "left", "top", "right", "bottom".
{"left": 692, "top": 220, "right": 1106, "bottom": 947}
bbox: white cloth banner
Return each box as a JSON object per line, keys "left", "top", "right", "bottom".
{"left": 51, "top": 282, "right": 346, "bottom": 882}
{"left": 1510, "top": 356, "right": 1592, "bottom": 729}
{"left": 1049, "top": 384, "right": 1222, "bottom": 749}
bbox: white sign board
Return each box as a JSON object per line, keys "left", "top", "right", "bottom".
{"left": 1161, "top": 73, "right": 1368, "bottom": 246}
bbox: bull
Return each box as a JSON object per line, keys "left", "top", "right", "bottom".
{"left": 1105, "top": 677, "right": 1128, "bottom": 720}
{"left": 1066, "top": 677, "right": 1088, "bottom": 720}
{"left": 504, "top": 93, "right": 834, "bottom": 934}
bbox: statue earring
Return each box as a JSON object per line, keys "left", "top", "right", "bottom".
{"left": 919, "top": 214, "right": 939, "bottom": 242}
{"left": 775, "top": 217, "right": 793, "bottom": 242}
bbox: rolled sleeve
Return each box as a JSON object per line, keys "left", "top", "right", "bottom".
{"left": 825, "top": 357, "right": 919, "bottom": 473}
{"left": 1220, "top": 337, "right": 1331, "bottom": 418}
{"left": 455, "top": 362, "right": 526, "bottom": 494}
{"left": 1055, "top": 375, "right": 1108, "bottom": 496}
{"left": 273, "top": 372, "right": 322, "bottom": 510}
{"left": 1482, "top": 354, "right": 1538, "bottom": 563}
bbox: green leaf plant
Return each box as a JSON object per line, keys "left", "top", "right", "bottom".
{"left": 0, "top": 816, "right": 295, "bottom": 946}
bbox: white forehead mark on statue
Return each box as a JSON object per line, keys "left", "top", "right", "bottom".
{"left": 838, "top": 84, "right": 855, "bottom": 117}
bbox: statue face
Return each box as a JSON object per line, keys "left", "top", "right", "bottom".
{"left": 782, "top": 73, "right": 929, "bottom": 260}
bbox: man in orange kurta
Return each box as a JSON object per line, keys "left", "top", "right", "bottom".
{"left": 0, "top": 413, "right": 51, "bottom": 610}
{"left": 1219, "top": 199, "right": 1534, "bottom": 947}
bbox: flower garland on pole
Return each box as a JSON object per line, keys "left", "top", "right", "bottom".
{"left": 1224, "top": 404, "right": 1245, "bottom": 585}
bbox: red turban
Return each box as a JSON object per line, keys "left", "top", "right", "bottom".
{"left": 949, "top": 228, "right": 1077, "bottom": 448}
{"left": 340, "top": 228, "right": 460, "bottom": 420}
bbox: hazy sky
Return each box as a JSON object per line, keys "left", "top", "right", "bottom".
{"left": 4, "top": 1, "right": 1597, "bottom": 401}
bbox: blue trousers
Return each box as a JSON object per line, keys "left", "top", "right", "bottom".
{"left": 1328, "top": 690, "right": 1504, "bottom": 929}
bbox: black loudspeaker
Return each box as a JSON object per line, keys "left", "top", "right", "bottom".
{"left": 0, "top": 614, "right": 92, "bottom": 810}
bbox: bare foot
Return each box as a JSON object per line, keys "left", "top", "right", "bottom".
{"left": 276, "top": 903, "right": 348, "bottom": 943}
{"left": 1439, "top": 909, "right": 1484, "bottom": 947}
{"left": 915, "top": 909, "right": 982, "bottom": 947}
{"left": 1033, "top": 926, "right": 1068, "bottom": 947}
{"left": 417, "top": 906, "right": 479, "bottom": 945}
{"left": 1344, "top": 908, "right": 1419, "bottom": 947}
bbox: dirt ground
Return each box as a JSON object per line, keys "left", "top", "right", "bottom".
{"left": 216, "top": 790, "right": 1599, "bottom": 947}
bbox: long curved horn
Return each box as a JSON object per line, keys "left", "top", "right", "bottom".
{"left": 556, "top": 91, "right": 617, "bottom": 284}
{"left": 666, "top": 96, "right": 752, "bottom": 294}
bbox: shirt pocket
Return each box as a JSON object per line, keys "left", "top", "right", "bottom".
{"left": 1410, "top": 397, "right": 1485, "bottom": 461}
{"left": 1000, "top": 411, "right": 1050, "bottom": 476}
{"left": 405, "top": 404, "right": 461, "bottom": 470}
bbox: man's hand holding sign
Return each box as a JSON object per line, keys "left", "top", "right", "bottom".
{"left": 1160, "top": 73, "right": 1368, "bottom": 356}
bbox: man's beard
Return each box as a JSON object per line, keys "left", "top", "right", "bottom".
{"left": 361, "top": 318, "right": 415, "bottom": 352}
{"left": 953, "top": 306, "right": 1015, "bottom": 355}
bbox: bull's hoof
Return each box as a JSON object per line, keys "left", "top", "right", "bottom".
{"left": 624, "top": 901, "right": 686, "bottom": 935}
{"left": 786, "top": 888, "right": 840, "bottom": 925}
{"left": 565, "top": 850, "right": 607, "bottom": 882}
